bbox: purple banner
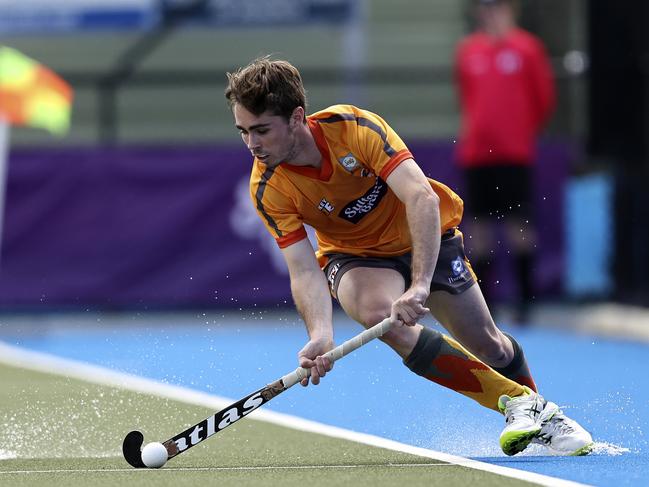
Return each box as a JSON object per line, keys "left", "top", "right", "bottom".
{"left": 0, "top": 141, "right": 570, "bottom": 309}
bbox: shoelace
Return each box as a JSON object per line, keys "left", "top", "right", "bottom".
{"left": 545, "top": 414, "right": 575, "bottom": 435}
{"left": 504, "top": 395, "right": 543, "bottom": 424}
{"left": 535, "top": 412, "right": 578, "bottom": 446}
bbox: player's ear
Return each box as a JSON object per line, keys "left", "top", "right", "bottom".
{"left": 290, "top": 107, "right": 304, "bottom": 127}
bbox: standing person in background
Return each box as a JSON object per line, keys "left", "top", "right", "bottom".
{"left": 454, "top": 0, "right": 556, "bottom": 324}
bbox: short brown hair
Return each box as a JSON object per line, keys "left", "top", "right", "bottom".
{"left": 225, "top": 57, "right": 306, "bottom": 121}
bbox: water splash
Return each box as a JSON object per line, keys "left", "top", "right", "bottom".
{"left": 590, "top": 441, "right": 630, "bottom": 456}
{"left": 0, "top": 449, "right": 17, "bottom": 459}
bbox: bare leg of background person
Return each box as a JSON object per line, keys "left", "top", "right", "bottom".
{"left": 463, "top": 219, "right": 496, "bottom": 310}
{"left": 504, "top": 216, "right": 538, "bottom": 325}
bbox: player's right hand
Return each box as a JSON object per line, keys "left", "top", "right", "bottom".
{"left": 297, "top": 336, "right": 335, "bottom": 386}
{"left": 390, "top": 283, "right": 430, "bottom": 326}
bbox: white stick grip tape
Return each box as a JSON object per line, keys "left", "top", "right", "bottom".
{"left": 281, "top": 318, "right": 393, "bottom": 388}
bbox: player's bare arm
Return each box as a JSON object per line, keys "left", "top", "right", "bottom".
{"left": 281, "top": 238, "right": 334, "bottom": 386}
{"left": 385, "top": 158, "right": 441, "bottom": 326}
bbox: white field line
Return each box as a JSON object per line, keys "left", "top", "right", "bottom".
{"left": 1, "top": 463, "right": 452, "bottom": 474}
{"left": 0, "top": 341, "right": 590, "bottom": 487}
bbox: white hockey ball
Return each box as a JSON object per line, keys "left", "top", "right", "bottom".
{"left": 141, "top": 442, "right": 168, "bottom": 468}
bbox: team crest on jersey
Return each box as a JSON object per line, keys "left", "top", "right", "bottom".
{"left": 338, "top": 153, "right": 360, "bottom": 172}
{"left": 496, "top": 49, "right": 522, "bottom": 74}
{"left": 448, "top": 256, "right": 469, "bottom": 284}
{"left": 318, "top": 197, "right": 335, "bottom": 215}
{"left": 451, "top": 257, "right": 465, "bottom": 276}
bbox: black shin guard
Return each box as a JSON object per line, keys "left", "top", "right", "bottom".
{"left": 493, "top": 333, "right": 537, "bottom": 391}
{"left": 403, "top": 327, "right": 445, "bottom": 376}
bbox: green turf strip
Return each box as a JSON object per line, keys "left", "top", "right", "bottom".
{"left": 0, "top": 363, "right": 536, "bottom": 487}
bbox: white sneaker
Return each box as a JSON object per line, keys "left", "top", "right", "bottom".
{"left": 531, "top": 404, "right": 594, "bottom": 456}
{"left": 498, "top": 386, "right": 558, "bottom": 456}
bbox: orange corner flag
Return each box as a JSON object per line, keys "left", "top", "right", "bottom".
{"left": 0, "top": 46, "right": 74, "bottom": 136}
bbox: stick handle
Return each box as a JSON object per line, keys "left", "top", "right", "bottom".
{"left": 280, "top": 317, "right": 393, "bottom": 389}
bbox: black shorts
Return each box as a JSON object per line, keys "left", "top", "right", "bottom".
{"left": 323, "top": 229, "right": 476, "bottom": 300}
{"left": 464, "top": 164, "right": 533, "bottom": 219}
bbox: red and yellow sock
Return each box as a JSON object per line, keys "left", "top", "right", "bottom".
{"left": 403, "top": 327, "right": 526, "bottom": 412}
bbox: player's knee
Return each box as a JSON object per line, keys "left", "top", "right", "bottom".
{"left": 358, "top": 308, "right": 408, "bottom": 347}
{"left": 471, "top": 335, "right": 511, "bottom": 367}
{"left": 357, "top": 307, "right": 391, "bottom": 331}
{"left": 381, "top": 326, "right": 420, "bottom": 353}
{"left": 355, "top": 304, "right": 421, "bottom": 355}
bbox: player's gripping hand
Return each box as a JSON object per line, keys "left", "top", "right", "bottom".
{"left": 390, "top": 284, "right": 430, "bottom": 326}
{"left": 297, "top": 336, "right": 335, "bottom": 386}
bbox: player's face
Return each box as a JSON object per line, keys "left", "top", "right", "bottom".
{"left": 233, "top": 104, "right": 299, "bottom": 168}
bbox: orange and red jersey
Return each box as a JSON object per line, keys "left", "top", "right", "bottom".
{"left": 249, "top": 104, "right": 464, "bottom": 266}
{"left": 455, "top": 28, "right": 555, "bottom": 167}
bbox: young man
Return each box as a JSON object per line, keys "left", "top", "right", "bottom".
{"left": 225, "top": 57, "right": 592, "bottom": 456}
{"left": 454, "top": 0, "right": 556, "bottom": 322}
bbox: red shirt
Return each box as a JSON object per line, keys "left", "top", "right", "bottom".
{"left": 455, "top": 28, "right": 555, "bottom": 167}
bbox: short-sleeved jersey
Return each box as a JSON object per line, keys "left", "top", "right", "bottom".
{"left": 249, "top": 104, "right": 464, "bottom": 266}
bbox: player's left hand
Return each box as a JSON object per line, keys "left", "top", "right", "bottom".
{"left": 390, "top": 284, "right": 430, "bottom": 326}
{"left": 297, "top": 336, "right": 335, "bottom": 386}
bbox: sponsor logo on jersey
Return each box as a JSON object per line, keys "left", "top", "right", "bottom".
{"left": 338, "top": 178, "right": 388, "bottom": 224}
{"left": 338, "top": 153, "right": 360, "bottom": 172}
{"left": 318, "top": 197, "right": 335, "bottom": 215}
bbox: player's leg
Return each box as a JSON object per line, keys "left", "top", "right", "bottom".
{"left": 425, "top": 232, "right": 592, "bottom": 455}
{"left": 425, "top": 293, "right": 593, "bottom": 457}
{"left": 327, "top": 256, "right": 526, "bottom": 412}
{"left": 330, "top": 264, "right": 420, "bottom": 358}
{"left": 330, "top": 258, "right": 546, "bottom": 455}
{"left": 425, "top": 228, "right": 537, "bottom": 390}
{"left": 427, "top": 284, "right": 537, "bottom": 391}
{"left": 327, "top": 254, "right": 588, "bottom": 455}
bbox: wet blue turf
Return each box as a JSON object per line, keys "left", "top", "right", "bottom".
{"left": 2, "top": 312, "right": 647, "bottom": 486}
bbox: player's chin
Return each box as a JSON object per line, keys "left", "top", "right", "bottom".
{"left": 257, "top": 155, "right": 277, "bottom": 167}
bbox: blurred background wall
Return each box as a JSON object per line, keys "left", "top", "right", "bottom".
{"left": 0, "top": 0, "right": 646, "bottom": 310}
{"left": 4, "top": 0, "right": 589, "bottom": 146}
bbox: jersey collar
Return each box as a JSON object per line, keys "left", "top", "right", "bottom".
{"left": 281, "top": 118, "right": 333, "bottom": 181}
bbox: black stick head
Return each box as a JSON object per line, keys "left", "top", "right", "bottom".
{"left": 122, "top": 430, "right": 146, "bottom": 468}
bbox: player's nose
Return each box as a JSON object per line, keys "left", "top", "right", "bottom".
{"left": 246, "top": 133, "right": 260, "bottom": 151}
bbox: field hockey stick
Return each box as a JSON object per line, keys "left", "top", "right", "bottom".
{"left": 122, "top": 317, "right": 394, "bottom": 468}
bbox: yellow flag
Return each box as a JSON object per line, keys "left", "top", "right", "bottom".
{"left": 0, "top": 46, "right": 74, "bottom": 135}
